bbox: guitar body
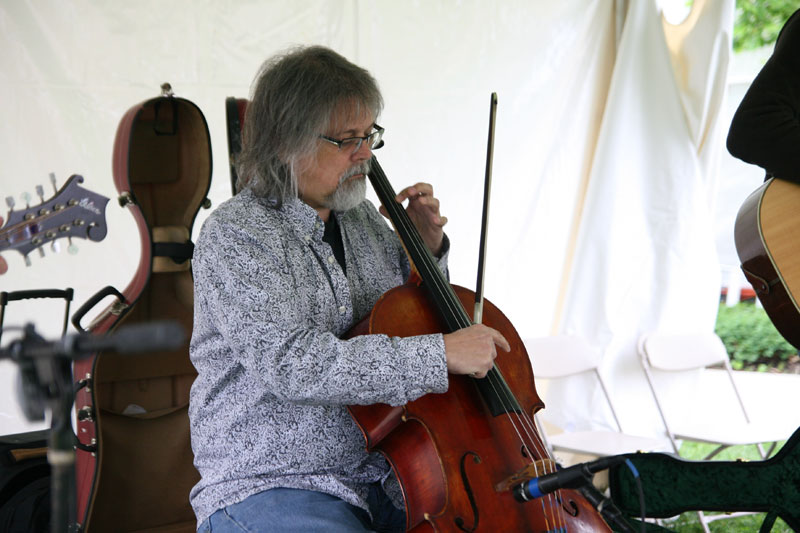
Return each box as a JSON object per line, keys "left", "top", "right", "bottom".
{"left": 735, "top": 178, "right": 800, "bottom": 349}
{"left": 72, "top": 86, "right": 211, "bottom": 532}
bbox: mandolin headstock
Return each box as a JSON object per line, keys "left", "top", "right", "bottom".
{"left": 1, "top": 174, "right": 109, "bottom": 267}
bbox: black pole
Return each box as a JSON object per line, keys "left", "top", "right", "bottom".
{"left": 46, "top": 357, "right": 77, "bottom": 533}
{"left": 1, "top": 321, "right": 184, "bottom": 532}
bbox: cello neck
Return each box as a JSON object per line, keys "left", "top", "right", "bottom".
{"left": 368, "top": 157, "right": 471, "bottom": 333}
{"left": 367, "top": 156, "right": 521, "bottom": 416}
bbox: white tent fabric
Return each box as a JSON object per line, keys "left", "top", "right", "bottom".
{"left": 543, "top": 0, "right": 732, "bottom": 439}
{"left": 0, "top": 0, "right": 735, "bottom": 442}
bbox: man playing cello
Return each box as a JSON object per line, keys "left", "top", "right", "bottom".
{"left": 188, "top": 45, "right": 509, "bottom": 532}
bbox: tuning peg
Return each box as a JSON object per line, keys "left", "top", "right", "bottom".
{"left": 67, "top": 237, "right": 78, "bottom": 255}
{"left": 49, "top": 172, "right": 57, "bottom": 194}
{"left": 24, "top": 255, "right": 31, "bottom": 267}
{"left": 51, "top": 240, "right": 61, "bottom": 253}
{"left": 38, "top": 247, "right": 45, "bottom": 258}
{"left": 5, "top": 196, "right": 14, "bottom": 212}
{"left": 21, "top": 191, "right": 31, "bottom": 208}
{"left": 36, "top": 184, "right": 45, "bottom": 203}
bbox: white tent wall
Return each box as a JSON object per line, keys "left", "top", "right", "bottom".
{"left": 546, "top": 0, "right": 733, "bottom": 440}
{"left": 0, "top": 0, "right": 621, "bottom": 435}
{"left": 0, "top": 0, "right": 734, "bottom": 445}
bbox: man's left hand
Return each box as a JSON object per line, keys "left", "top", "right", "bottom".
{"left": 381, "top": 182, "right": 447, "bottom": 256}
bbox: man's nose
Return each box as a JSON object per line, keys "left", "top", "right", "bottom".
{"left": 351, "top": 140, "right": 372, "bottom": 161}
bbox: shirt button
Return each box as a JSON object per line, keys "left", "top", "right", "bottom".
{"left": 328, "top": 255, "right": 335, "bottom": 264}
{"left": 338, "top": 306, "right": 346, "bottom": 314}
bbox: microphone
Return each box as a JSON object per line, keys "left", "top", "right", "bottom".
{"left": 4, "top": 320, "right": 186, "bottom": 361}
{"left": 513, "top": 455, "right": 627, "bottom": 502}
{"left": 65, "top": 320, "right": 185, "bottom": 356}
{"left": 2, "top": 320, "right": 186, "bottom": 423}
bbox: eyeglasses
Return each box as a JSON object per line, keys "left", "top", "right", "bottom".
{"left": 319, "top": 125, "right": 385, "bottom": 153}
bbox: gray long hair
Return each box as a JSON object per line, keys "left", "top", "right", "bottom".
{"left": 236, "top": 45, "right": 384, "bottom": 204}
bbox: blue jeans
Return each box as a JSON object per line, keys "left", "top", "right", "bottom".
{"left": 197, "top": 484, "right": 406, "bottom": 532}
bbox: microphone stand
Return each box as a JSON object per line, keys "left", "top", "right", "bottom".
{"left": 1, "top": 320, "right": 184, "bottom": 533}
{"left": 578, "top": 482, "right": 638, "bottom": 533}
{"left": 5, "top": 324, "right": 79, "bottom": 533}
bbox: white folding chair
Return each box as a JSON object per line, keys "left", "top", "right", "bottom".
{"left": 527, "top": 335, "right": 670, "bottom": 460}
{"left": 637, "top": 331, "right": 787, "bottom": 459}
{"left": 637, "top": 331, "right": 791, "bottom": 533}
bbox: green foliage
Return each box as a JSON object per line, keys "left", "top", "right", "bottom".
{"left": 733, "top": 0, "right": 798, "bottom": 52}
{"left": 714, "top": 303, "right": 797, "bottom": 370}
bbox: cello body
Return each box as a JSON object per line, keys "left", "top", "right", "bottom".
{"left": 72, "top": 85, "right": 211, "bottom": 532}
{"left": 347, "top": 282, "right": 610, "bottom": 532}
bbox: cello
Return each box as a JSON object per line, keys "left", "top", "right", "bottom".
{"left": 345, "top": 97, "right": 612, "bottom": 532}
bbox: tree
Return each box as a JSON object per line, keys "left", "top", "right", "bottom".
{"left": 734, "top": 0, "right": 798, "bottom": 52}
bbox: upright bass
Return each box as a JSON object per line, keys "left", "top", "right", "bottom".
{"left": 346, "top": 97, "right": 611, "bottom": 532}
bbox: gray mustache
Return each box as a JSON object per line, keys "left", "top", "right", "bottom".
{"left": 340, "top": 161, "right": 371, "bottom": 183}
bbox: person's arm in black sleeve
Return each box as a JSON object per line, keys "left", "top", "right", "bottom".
{"left": 727, "top": 9, "right": 800, "bottom": 182}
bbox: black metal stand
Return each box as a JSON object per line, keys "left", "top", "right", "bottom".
{"left": 1, "top": 288, "right": 184, "bottom": 533}
{"left": 3, "top": 324, "right": 77, "bottom": 533}
{"left": 1, "top": 289, "right": 75, "bottom": 533}
{"left": 578, "top": 482, "right": 638, "bottom": 533}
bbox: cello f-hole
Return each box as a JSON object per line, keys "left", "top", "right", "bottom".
{"left": 454, "top": 451, "right": 482, "bottom": 532}
{"left": 563, "top": 497, "right": 580, "bottom": 517}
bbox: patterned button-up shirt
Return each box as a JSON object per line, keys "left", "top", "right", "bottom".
{"left": 188, "top": 188, "right": 450, "bottom": 525}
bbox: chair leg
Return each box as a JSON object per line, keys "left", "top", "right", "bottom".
{"left": 765, "top": 442, "right": 777, "bottom": 457}
{"left": 702, "top": 444, "right": 728, "bottom": 460}
{"left": 756, "top": 442, "right": 778, "bottom": 459}
{"left": 702, "top": 510, "right": 762, "bottom": 530}
{"left": 697, "top": 511, "right": 711, "bottom": 533}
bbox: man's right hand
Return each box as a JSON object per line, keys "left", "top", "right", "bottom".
{"left": 443, "top": 324, "right": 510, "bottom": 378}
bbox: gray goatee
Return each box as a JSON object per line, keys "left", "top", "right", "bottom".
{"left": 324, "top": 161, "right": 370, "bottom": 212}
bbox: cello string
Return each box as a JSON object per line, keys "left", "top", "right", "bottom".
{"left": 388, "top": 196, "right": 569, "bottom": 531}
{"left": 481, "top": 366, "right": 567, "bottom": 530}
{"left": 470, "top": 362, "right": 564, "bottom": 528}
{"left": 369, "top": 160, "right": 567, "bottom": 528}
{"left": 368, "top": 162, "right": 553, "bottom": 455}
{"left": 371, "top": 163, "right": 551, "bottom": 454}
{"left": 370, "top": 161, "right": 566, "bottom": 527}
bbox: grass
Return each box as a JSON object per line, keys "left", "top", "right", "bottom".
{"left": 649, "top": 440, "right": 793, "bottom": 532}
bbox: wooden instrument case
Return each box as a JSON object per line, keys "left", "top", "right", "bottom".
{"left": 72, "top": 84, "right": 211, "bottom": 532}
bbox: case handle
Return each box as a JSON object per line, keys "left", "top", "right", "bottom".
{"left": 71, "top": 285, "right": 127, "bottom": 333}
